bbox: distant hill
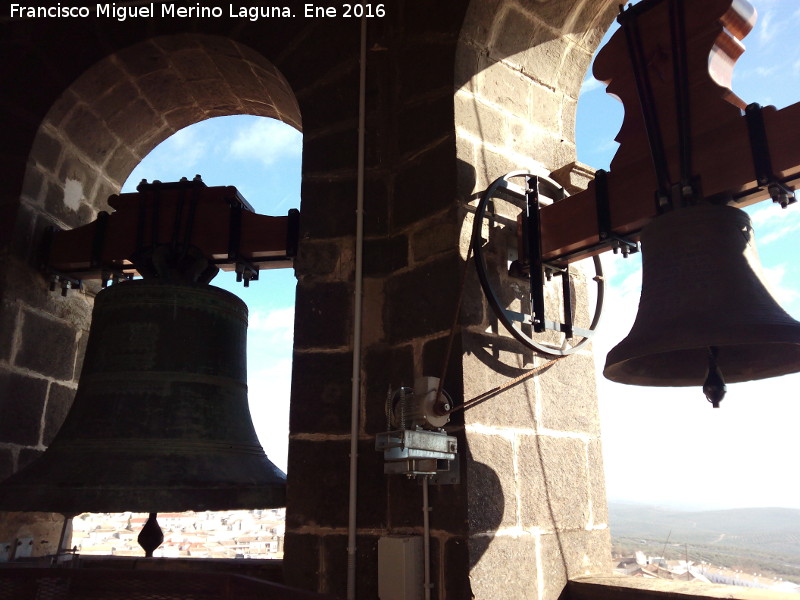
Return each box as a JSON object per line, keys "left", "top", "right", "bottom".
{"left": 608, "top": 502, "right": 800, "bottom": 582}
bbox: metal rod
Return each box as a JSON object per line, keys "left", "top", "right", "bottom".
{"left": 183, "top": 183, "right": 200, "bottom": 251}
{"left": 668, "top": 0, "right": 693, "bottom": 195}
{"left": 171, "top": 185, "right": 186, "bottom": 253}
{"left": 621, "top": 7, "right": 673, "bottom": 204}
{"left": 150, "top": 188, "right": 161, "bottom": 247}
{"left": 90, "top": 211, "right": 109, "bottom": 269}
{"left": 346, "top": 14, "right": 368, "bottom": 600}
{"left": 422, "top": 476, "right": 431, "bottom": 600}
{"left": 52, "top": 513, "right": 73, "bottom": 566}
{"left": 561, "top": 267, "right": 573, "bottom": 339}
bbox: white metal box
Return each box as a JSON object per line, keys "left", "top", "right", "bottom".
{"left": 378, "top": 535, "right": 423, "bottom": 600}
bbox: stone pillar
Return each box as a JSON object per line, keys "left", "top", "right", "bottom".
{"left": 0, "top": 94, "right": 97, "bottom": 553}
{"left": 281, "top": 5, "right": 477, "bottom": 596}
{"left": 451, "top": 0, "right": 620, "bottom": 597}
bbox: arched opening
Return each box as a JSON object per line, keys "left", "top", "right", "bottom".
{"left": 8, "top": 33, "right": 302, "bottom": 559}
{"left": 569, "top": 5, "right": 800, "bottom": 589}
{"left": 21, "top": 33, "right": 299, "bottom": 228}
{"left": 65, "top": 114, "right": 301, "bottom": 559}
{"left": 576, "top": 4, "right": 800, "bottom": 515}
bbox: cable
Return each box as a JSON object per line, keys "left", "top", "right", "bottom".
{"left": 433, "top": 243, "right": 473, "bottom": 411}
{"left": 448, "top": 355, "right": 565, "bottom": 415}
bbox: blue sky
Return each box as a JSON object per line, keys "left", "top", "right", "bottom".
{"left": 124, "top": 0, "right": 800, "bottom": 509}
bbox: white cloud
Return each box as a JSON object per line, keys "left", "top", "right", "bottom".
{"left": 603, "top": 406, "right": 800, "bottom": 508}
{"left": 748, "top": 202, "right": 782, "bottom": 227}
{"left": 761, "top": 263, "right": 800, "bottom": 307}
{"left": 249, "top": 306, "right": 295, "bottom": 341}
{"left": 757, "top": 10, "right": 776, "bottom": 46}
{"left": 124, "top": 126, "right": 209, "bottom": 187}
{"left": 754, "top": 64, "right": 779, "bottom": 77}
{"left": 759, "top": 220, "right": 800, "bottom": 245}
{"left": 580, "top": 76, "right": 603, "bottom": 95}
{"left": 158, "top": 126, "right": 208, "bottom": 170}
{"left": 596, "top": 139, "right": 619, "bottom": 154}
{"left": 239, "top": 306, "right": 295, "bottom": 473}
{"left": 749, "top": 202, "right": 800, "bottom": 244}
{"left": 598, "top": 333, "right": 800, "bottom": 509}
{"left": 591, "top": 254, "right": 642, "bottom": 359}
{"left": 229, "top": 119, "right": 302, "bottom": 167}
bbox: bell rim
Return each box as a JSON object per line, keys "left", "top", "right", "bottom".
{"left": 604, "top": 339, "right": 800, "bottom": 386}
{"left": 0, "top": 483, "right": 287, "bottom": 515}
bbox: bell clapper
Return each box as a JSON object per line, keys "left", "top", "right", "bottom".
{"left": 703, "top": 346, "right": 727, "bottom": 408}
{"left": 137, "top": 512, "right": 164, "bottom": 557}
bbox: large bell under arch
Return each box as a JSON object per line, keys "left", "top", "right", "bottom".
{"left": 0, "top": 279, "right": 286, "bottom": 515}
{"left": 603, "top": 203, "right": 800, "bottom": 388}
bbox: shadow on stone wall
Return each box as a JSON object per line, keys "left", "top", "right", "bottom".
{"left": 456, "top": 0, "right": 621, "bottom": 91}
{"left": 466, "top": 456, "right": 504, "bottom": 568}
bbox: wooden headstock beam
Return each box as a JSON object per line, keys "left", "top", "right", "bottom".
{"left": 44, "top": 180, "right": 298, "bottom": 282}
{"left": 540, "top": 0, "right": 799, "bottom": 262}
{"left": 540, "top": 102, "right": 800, "bottom": 261}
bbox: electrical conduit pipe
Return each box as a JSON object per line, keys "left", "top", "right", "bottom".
{"left": 346, "top": 15, "right": 368, "bottom": 600}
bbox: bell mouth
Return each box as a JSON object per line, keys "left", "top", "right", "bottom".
{"left": 604, "top": 340, "right": 800, "bottom": 386}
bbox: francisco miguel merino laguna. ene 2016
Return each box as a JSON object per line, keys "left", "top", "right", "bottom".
{"left": 9, "top": 4, "right": 307, "bottom": 21}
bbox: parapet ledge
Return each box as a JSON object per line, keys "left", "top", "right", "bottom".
{"left": 566, "top": 575, "right": 797, "bottom": 600}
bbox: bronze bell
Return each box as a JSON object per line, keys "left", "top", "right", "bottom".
{"left": 0, "top": 280, "right": 286, "bottom": 515}
{"left": 603, "top": 203, "right": 800, "bottom": 393}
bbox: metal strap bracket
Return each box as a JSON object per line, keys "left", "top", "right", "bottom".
{"left": 594, "top": 169, "right": 639, "bottom": 257}
{"left": 745, "top": 103, "right": 797, "bottom": 208}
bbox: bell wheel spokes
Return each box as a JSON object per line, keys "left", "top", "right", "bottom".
{"left": 471, "top": 171, "right": 605, "bottom": 356}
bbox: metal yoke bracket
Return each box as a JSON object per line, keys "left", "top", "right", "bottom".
{"left": 594, "top": 169, "right": 640, "bottom": 258}
{"left": 525, "top": 176, "right": 547, "bottom": 334}
{"left": 745, "top": 103, "right": 798, "bottom": 209}
{"left": 376, "top": 429, "right": 459, "bottom": 481}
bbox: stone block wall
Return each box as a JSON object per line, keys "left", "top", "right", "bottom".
{"left": 0, "top": 1, "right": 621, "bottom": 597}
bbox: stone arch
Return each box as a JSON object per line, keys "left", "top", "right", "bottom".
{"left": 22, "top": 33, "right": 300, "bottom": 233}
{"left": 456, "top": 0, "right": 619, "bottom": 188}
